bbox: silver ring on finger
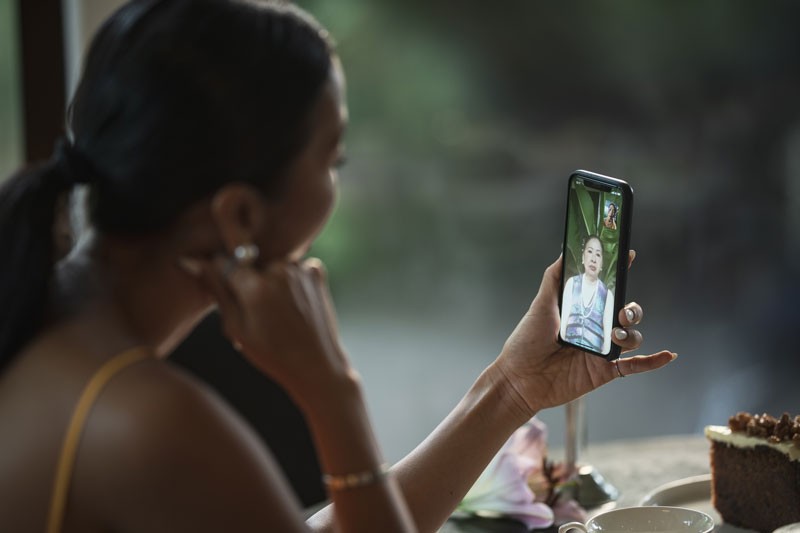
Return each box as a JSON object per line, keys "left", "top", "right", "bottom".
{"left": 614, "top": 358, "right": 626, "bottom": 378}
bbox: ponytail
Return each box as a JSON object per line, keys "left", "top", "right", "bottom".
{"left": 0, "top": 150, "right": 78, "bottom": 369}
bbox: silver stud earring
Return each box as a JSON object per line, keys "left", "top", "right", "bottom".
{"left": 233, "top": 243, "right": 260, "bottom": 267}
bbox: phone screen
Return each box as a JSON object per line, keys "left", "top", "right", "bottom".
{"left": 559, "top": 171, "right": 632, "bottom": 359}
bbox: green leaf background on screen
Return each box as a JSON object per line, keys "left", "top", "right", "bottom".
{"left": 565, "top": 187, "right": 593, "bottom": 280}
{"left": 564, "top": 189, "right": 584, "bottom": 280}
{"left": 576, "top": 186, "right": 595, "bottom": 237}
{"left": 565, "top": 188, "right": 619, "bottom": 292}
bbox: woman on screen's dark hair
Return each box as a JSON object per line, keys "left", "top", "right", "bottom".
{"left": 559, "top": 235, "right": 615, "bottom": 353}
{"left": 0, "top": 1, "right": 674, "bottom": 531}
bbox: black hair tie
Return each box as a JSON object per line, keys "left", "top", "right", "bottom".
{"left": 53, "top": 138, "right": 101, "bottom": 187}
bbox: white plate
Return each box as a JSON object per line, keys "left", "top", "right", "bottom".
{"left": 639, "top": 474, "right": 751, "bottom": 532}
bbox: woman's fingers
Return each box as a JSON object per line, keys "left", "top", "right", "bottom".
{"left": 612, "top": 351, "right": 677, "bottom": 378}
{"left": 612, "top": 326, "right": 643, "bottom": 352}
{"left": 627, "top": 249, "right": 637, "bottom": 268}
{"left": 613, "top": 302, "right": 644, "bottom": 352}
{"left": 619, "top": 302, "right": 643, "bottom": 326}
{"left": 304, "top": 257, "right": 339, "bottom": 332}
{"left": 178, "top": 256, "right": 233, "bottom": 308}
{"left": 305, "top": 256, "right": 327, "bottom": 283}
{"left": 178, "top": 255, "right": 245, "bottom": 341}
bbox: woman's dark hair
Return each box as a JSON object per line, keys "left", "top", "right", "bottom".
{"left": 582, "top": 234, "right": 602, "bottom": 250}
{"left": 0, "top": 0, "right": 333, "bottom": 368}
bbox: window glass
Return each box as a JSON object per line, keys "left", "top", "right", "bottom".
{"left": 0, "top": 0, "right": 22, "bottom": 182}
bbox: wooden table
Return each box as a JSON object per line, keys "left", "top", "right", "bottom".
{"left": 441, "top": 434, "right": 711, "bottom": 532}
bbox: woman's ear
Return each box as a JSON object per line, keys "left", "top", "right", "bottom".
{"left": 210, "top": 183, "right": 270, "bottom": 253}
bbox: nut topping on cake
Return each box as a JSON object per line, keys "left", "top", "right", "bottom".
{"left": 728, "top": 411, "right": 800, "bottom": 448}
{"left": 776, "top": 413, "right": 793, "bottom": 440}
{"left": 728, "top": 411, "right": 751, "bottom": 432}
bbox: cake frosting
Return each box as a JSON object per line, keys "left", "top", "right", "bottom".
{"left": 704, "top": 425, "right": 800, "bottom": 461}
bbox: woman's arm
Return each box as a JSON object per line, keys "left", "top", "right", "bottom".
{"left": 309, "top": 256, "right": 675, "bottom": 532}
{"left": 301, "top": 371, "right": 415, "bottom": 532}
{"left": 307, "top": 364, "right": 529, "bottom": 532}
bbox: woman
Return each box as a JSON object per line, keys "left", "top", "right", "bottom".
{"left": 604, "top": 202, "right": 618, "bottom": 230}
{"left": 0, "top": 1, "right": 675, "bottom": 531}
{"left": 560, "top": 235, "right": 615, "bottom": 354}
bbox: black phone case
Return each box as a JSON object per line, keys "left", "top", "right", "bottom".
{"left": 557, "top": 169, "right": 634, "bottom": 360}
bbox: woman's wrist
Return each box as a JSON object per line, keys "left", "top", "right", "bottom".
{"left": 298, "top": 370, "right": 388, "bottom": 472}
{"left": 290, "top": 362, "right": 364, "bottom": 417}
{"left": 485, "top": 359, "right": 539, "bottom": 426}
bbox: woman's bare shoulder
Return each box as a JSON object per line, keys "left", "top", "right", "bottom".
{"left": 93, "top": 357, "right": 278, "bottom": 467}
{"left": 97, "top": 357, "right": 237, "bottom": 433}
{"left": 71, "top": 357, "right": 307, "bottom": 532}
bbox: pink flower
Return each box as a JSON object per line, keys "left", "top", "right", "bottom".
{"left": 458, "top": 419, "right": 553, "bottom": 529}
{"left": 508, "top": 417, "right": 549, "bottom": 459}
{"left": 552, "top": 498, "right": 588, "bottom": 524}
{"left": 458, "top": 418, "right": 586, "bottom": 529}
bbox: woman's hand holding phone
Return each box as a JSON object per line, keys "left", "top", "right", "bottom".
{"left": 492, "top": 253, "right": 676, "bottom": 419}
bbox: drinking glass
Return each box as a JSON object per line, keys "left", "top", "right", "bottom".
{"left": 564, "top": 397, "right": 619, "bottom": 508}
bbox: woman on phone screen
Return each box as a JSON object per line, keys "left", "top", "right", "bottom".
{"left": 560, "top": 235, "right": 615, "bottom": 354}
{"left": 604, "top": 202, "right": 618, "bottom": 230}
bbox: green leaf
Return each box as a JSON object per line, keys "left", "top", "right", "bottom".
{"left": 575, "top": 186, "right": 596, "bottom": 238}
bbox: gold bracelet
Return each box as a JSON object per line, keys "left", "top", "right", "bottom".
{"left": 322, "top": 463, "right": 390, "bottom": 491}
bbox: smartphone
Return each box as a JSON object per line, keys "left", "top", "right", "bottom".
{"left": 558, "top": 170, "right": 633, "bottom": 360}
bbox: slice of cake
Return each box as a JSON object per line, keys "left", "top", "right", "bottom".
{"left": 705, "top": 412, "right": 800, "bottom": 533}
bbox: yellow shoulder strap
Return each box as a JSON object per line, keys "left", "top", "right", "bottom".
{"left": 46, "top": 347, "right": 152, "bottom": 533}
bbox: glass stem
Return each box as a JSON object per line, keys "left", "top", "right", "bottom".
{"left": 565, "top": 397, "right": 586, "bottom": 478}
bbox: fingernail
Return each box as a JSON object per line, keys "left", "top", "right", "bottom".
{"left": 178, "top": 257, "right": 202, "bottom": 276}
{"left": 625, "top": 308, "right": 635, "bottom": 321}
{"left": 614, "top": 329, "right": 628, "bottom": 340}
{"left": 671, "top": 352, "right": 679, "bottom": 360}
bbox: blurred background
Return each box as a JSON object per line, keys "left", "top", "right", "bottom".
{"left": 296, "top": 0, "right": 800, "bottom": 461}
{"left": 2, "top": 0, "right": 799, "bottom": 468}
